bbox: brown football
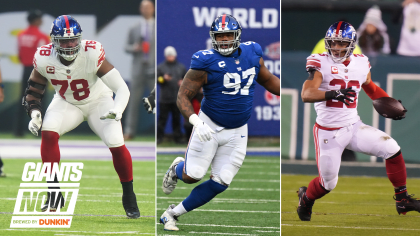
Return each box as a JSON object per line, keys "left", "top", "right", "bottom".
{"left": 372, "top": 97, "right": 406, "bottom": 119}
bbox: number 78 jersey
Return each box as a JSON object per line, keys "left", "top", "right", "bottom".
{"left": 190, "top": 42, "right": 262, "bottom": 129}
{"left": 306, "top": 53, "right": 371, "bottom": 128}
{"left": 33, "top": 40, "right": 112, "bottom": 105}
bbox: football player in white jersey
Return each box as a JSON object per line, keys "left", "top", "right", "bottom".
{"left": 297, "top": 21, "right": 419, "bottom": 221}
{"left": 23, "top": 15, "right": 140, "bottom": 218}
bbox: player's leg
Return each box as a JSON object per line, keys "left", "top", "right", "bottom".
{"left": 298, "top": 124, "right": 351, "bottom": 221}
{"left": 160, "top": 111, "right": 218, "bottom": 231}
{"left": 170, "top": 103, "right": 183, "bottom": 143}
{"left": 87, "top": 96, "right": 139, "bottom": 218}
{"left": 0, "top": 157, "right": 5, "bottom": 177}
{"left": 157, "top": 103, "right": 170, "bottom": 144}
{"left": 41, "top": 95, "right": 84, "bottom": 211}
{"left": 347, "top": 121, "right": 420, "bottom": 215}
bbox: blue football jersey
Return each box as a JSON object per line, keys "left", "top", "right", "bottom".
{"left": 190, "top": 42, "right": 262, "bottom": 128}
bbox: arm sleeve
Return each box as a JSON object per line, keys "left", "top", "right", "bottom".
{"left": 362, "top": 81, "right": 389, "bottom": 100}
{"left": 100, "top": 68, "right": 130, "bottom": 113}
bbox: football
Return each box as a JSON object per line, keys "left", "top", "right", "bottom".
{"left": 372, "top": 97, "right": 406, "bottom": 119}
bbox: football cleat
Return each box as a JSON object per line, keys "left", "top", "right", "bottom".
{"left": 162, "top": 157, "right": 184, "bottom": 195}
{"left": 394, "top": 194, "right": 420, "bottom": 215}
{"left": 41, "top": 191, "right": 65, "bottom": 212}
{"left": 297, "top": 186, "right": 314, "bottom": 221}
{"left": 160, "top": 204, "right": 179, "bottom": 231}
{"left": 122, "top": 192, "right": 140, "bottom": 219}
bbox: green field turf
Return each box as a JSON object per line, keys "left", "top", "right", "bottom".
{"left": 0, "top": 159, "right": 155, "bottom": 235}
{"left": 156, "top": 154, "right": 280, "bottom": 235}
{"left": 282, "top": 174, "right": 420, "bottom": 236}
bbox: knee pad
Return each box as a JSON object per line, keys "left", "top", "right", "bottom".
{"left": 187, "top": 164, "right": 206, "bottom": 181}
{"left": 212, "top": 164, "right": 238, "bottom": 186}
{"left": 382, "top": 138, "right": 401, "bottom": 159}
{"left": 322, "top": 176, "right": 338, "bottom": 191}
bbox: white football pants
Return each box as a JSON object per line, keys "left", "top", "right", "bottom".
{"left": 184, "top": 111, "right": 248, "bottom": 186}
{"left": 42, "top": 94, "right": 125, "bottom": 148}
{"left": 313, "top": 120, "right": 400, "bottom": 191}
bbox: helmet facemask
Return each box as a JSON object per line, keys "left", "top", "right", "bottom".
{"left": 210, "top": 29, "right": 241, "bottom": 56}
{"left": 51, "top": 35, "right": 82, "bottom": 61}
{"left": 325, "top": 38, "right": 355, "bottom": 63}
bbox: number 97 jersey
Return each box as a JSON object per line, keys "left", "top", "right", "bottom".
{"left": 190, "top": 42, "right": 262, "bottom": 129}
{"left": 33, "top": 40, "right": 112, "bottom": 105}
{"left": 306, "top": 53, "right": 371, "bottom": 128}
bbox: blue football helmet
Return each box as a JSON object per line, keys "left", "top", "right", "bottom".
{"left": 324, "top": 21, "right": 357, "bottom": 63}
{"left": 50, "top": 15, "right": 82, "bottom": 61}
{"left": 210, "top": 14, "right": 242, "bottom": 56}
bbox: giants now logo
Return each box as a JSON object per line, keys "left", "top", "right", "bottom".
{"left": 10, "top": 162, "right": 83, "bottom": 228}
{"left": 331, "top": 66, "right": 338, "bottom": 74}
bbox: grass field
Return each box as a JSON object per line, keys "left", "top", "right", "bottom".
{"left": 282, "top": 174, "right": 420, "bottom": 236}
{"left": 156, "top": 154, "right": 280, "bottom": 235}
{"left": 0, "top": 158, "right": 155, "bottom": 235}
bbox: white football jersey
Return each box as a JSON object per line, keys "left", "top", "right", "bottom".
{"left": 306, "top": 53, "right": 371, "bottom": 128}
{"left": 33, "top": 40, "right": 112, "bottom": 105}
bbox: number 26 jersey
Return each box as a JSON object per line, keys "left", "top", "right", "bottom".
{"left": 306, "top": 53, "right": 371, "bottom": 128}
{"left": 190, "top": 42, "right": 262, "bottom": 129}
{"left": 33, "top": 40, "right": 113, "bottom": 105}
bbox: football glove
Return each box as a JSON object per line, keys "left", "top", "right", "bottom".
{"left": 325, "top": 88, "right": 356, "bottom": 106}
{"left": 393, "top": 100, "right": 407, "bottom": 120}
{"left": 28, "top": 110, "right": 42, "bottom": 136}
{"left": 143, "top": 96, "right": 156, "bottom": 114}
{"left": 189, "top": 114, "right": 215, "bottom": 142}
{"left": 100, "top": 109, "right": 122, "bottom": 121}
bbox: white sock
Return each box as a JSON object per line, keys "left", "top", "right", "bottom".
{"left": 172, "top": 202, "right": 187, "bottom": 216}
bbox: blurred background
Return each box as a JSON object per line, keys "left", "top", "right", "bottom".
{"left": 282, "top": 0, "right": 420, "bottom": 165}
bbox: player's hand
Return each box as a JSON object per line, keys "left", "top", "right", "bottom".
{"left": 393, "top": 100, "right": 407, "bottom": 120}
{"left": 100, "top": 109, "right": 122, "bottom": 121}
{"left": 325, "top": 88, "right": 356, "bottom": 106}
{"left": 143, "top": 96, "right": 156, "bottom": 114}
{"left": 28, "top": 110, "right": 42, "bottom": 136}
{"left": 189, "top": 114, "right": 215, "bottom": 142}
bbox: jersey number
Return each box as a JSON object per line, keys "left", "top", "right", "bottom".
{"left": 40, "top": 44, "right": 52, "bottom": 56}
{"left": 51, "top": 79, "right": 90, "bottom": 101}
{"left": 326, "top": 78, "right": 360, "bottom": 108}
{"left": 222, "top": 67, "right": 255, "bottom": 95}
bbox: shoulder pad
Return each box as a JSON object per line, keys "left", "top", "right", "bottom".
{"left": 306, "top": 54, "right": 324, "bottom": 71}
{"left": 33, "top": 44, "right": 54, "bottom": 77}
{"left": 82, "top": 40, "right": 106, "bottom": 68}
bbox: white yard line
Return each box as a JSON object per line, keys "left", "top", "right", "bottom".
{"left": 157, "top": 208, "right": 279, "bottom": 214}
{"left": 4, "top": 229, "right": 154, "bottom": 234}
{"left": 282, "top": 224, "right": 420, "bottom": 231}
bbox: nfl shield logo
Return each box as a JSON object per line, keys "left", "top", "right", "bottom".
{"left": 235, "top": 60, "right": 240, "bottom": 64}
{"left": 66, "top": 69, "right": 71, "bottom": 74}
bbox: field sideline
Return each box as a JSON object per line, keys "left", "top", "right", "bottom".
{"left": 156, "top": 154, "right": 280, "bottom": 235}
{"left": 282, "top": 174, "right": 420, "bottom": 236}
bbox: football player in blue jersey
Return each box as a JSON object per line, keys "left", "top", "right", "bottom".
{"left": 159, "top": 14, "right": 280, "bottom": 231}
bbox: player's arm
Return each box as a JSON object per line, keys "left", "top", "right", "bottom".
{"left": 361, "top": 72, "right": 389, "bottom": 100}
{"left": 256, "top": 58, "right": 280, "bottom": 96}
{"left": 24, "top": 69, "right": 48, "bottom": 136}
{"left": 177, "top": 69, "right": 206, "bottom": 119}
{"left": 97, "top": 58, "right": 130, "bottom": 121}
{"left": 301, "top": 70, "right": 355, "bottom": 106}
{"left": 177, "top": 69, "right": 214, "bottom": 142}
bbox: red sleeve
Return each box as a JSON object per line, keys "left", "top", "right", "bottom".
{"left": 362, "top": 81, "right": 389, "bottom": 100}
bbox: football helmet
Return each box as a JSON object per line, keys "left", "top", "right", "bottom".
{"left": 50, "top": 15, "right": 82, "bottom": 61}
{"left": 324, "top": 21, "right": 357, "bottom": 63}
{"left": 210, "top": 14, "right": 242, "bottom": 56}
